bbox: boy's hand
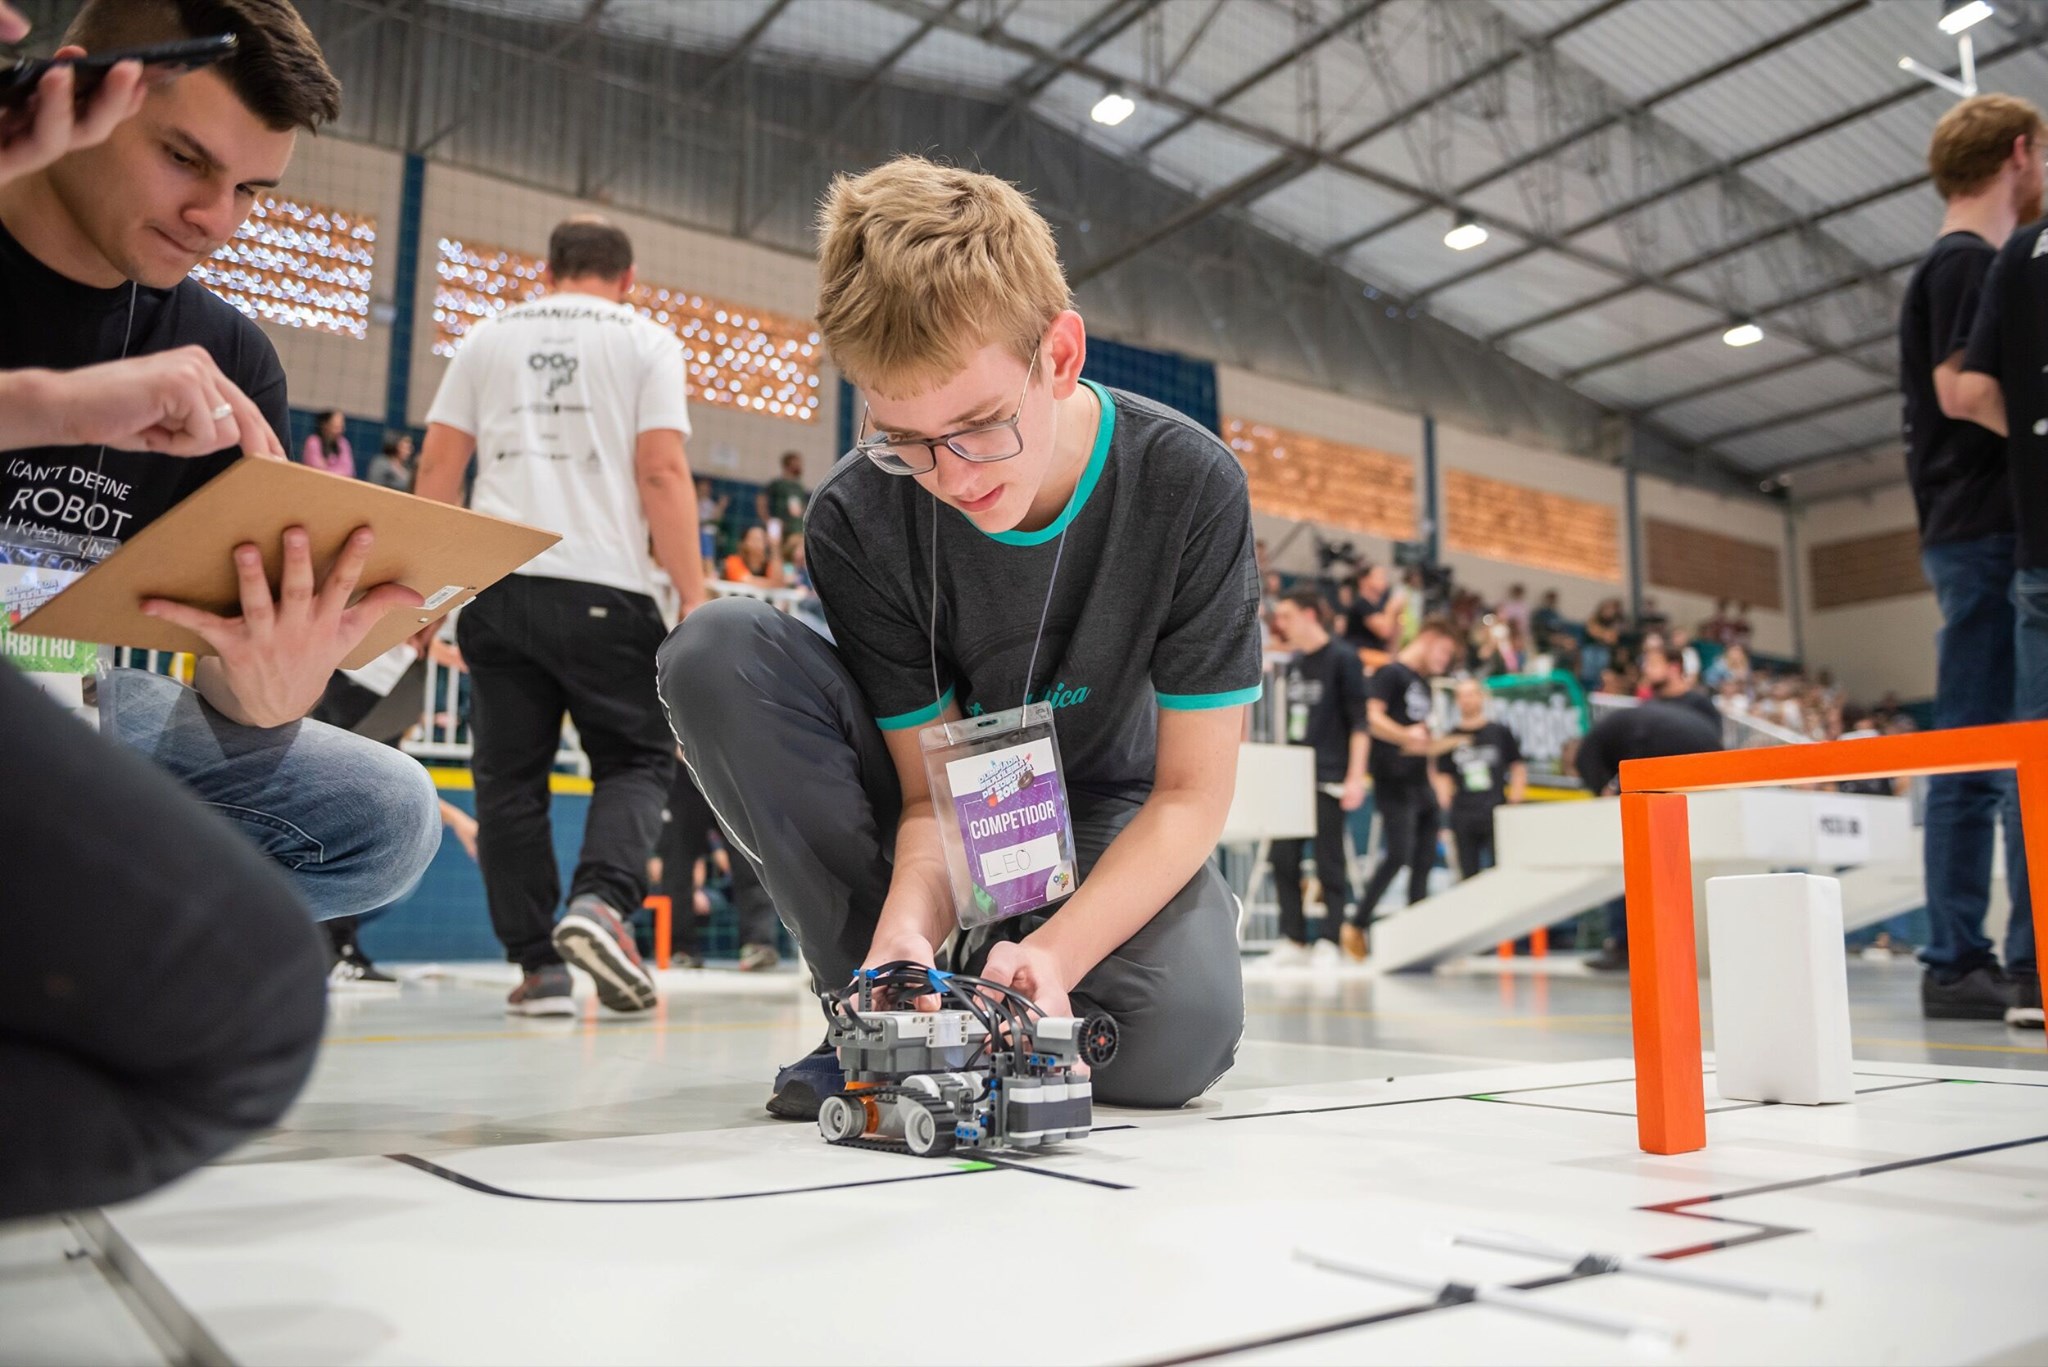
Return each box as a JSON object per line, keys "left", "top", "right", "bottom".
{"left": 979, "top": 939, "right": 1073, "bottom": 1020}
{"left": 1340, "top": 776, "right": 1366, "bottom": 811}
{"left": 862, "top": 927, "right": 940, "bottom": 1011}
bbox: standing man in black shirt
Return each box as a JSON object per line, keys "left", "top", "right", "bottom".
{"left": 1343, "top": 617, "right": 1458, "bottom": 959}
{"left": 1266, "top": 588, "right": 1368, "bottom": 966}
{"left": 1433, "top": 678, "right": 1525, "bottom": 880}
{"left": 1341, "top": 562, "right": 1404, "bottom": 663}
{"left": 1898, "top": 94, "right": 2041, "bottom": 1025}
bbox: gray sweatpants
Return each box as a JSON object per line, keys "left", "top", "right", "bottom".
{"left": 657, "top": 598, "right": 1243, "bottom": 1108}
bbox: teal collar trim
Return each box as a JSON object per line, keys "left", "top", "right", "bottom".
{"left": 977, "top": 380, "right": 1115, "bottom": 547}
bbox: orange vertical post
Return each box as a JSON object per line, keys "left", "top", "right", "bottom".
{"left": 1621, "top": 792, "right": 1706, "bottom": 1155}
{"left": 1531, "top": 927, "right": 1549, "bottom": 957}
{"left": 1498, "top": 940, "right": 1515, "bottom": 958}
{"left": 646, "top": 895, "right": 672, "bottom": 971}
{"left": 2018, "top": 755, "right": 2048, "bottom": 1040}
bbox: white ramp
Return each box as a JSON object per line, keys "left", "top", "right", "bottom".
{"left": 1369, "top": 791, "right": 1916, "bottom": 972}
{"left": 1371, "top": 867, "right": 1625, "bottom": 971}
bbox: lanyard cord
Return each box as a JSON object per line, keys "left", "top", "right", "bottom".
{"left": 924, "top": 503, "right": 1069, "bottom": 716}
{"left": 91, "top": 281, "right": 139, "bottom": 487}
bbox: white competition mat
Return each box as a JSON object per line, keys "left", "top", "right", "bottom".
{"left": 90, "top": 1058, "right": 2048, "bottom": 1365}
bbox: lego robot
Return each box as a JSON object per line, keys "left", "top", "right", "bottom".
{"left": 815, "top": 960, "right": 1119, "bottom": 1157}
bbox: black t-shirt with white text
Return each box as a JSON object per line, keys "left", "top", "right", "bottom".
{"left": 1283, "top": 640, "right": 1368, "bottom": 783}
{"left": 1366, "top": 659, "right": 1433, "bottom": 790}
{"left": 0, "top": 219, "right": 288, "bottom": 551}
{"left": 1899, "top": 232, "right": 2012, "bottom": 548}
{"left": 1437, "top": 721, "right": 1522, "bottom": 822}
{"left": 807, "top": 383, "right": 1262, "bottom": 808}
{"left": 1962, "top": 219, "right": 2048, "bottom": 570}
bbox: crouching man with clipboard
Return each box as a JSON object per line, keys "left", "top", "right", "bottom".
{"left": 0, "top": 0, "right": 443, "bottom": 923}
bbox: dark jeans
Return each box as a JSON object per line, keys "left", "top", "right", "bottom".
{"left": 1271, "top": 790, "right": 1350, "bottom": 945}
{"left": 458, "top": 575, "right": 676, "bottom": 971}
{"left": 658, "top": 764, "right": 779, "bottom": 956}
{"left": 0, "top": 665, "right": 327, "bottom": 1220}
{"left": 2018, "top": 567, "right": 2048, "bottom": 725}
{"left": 1356, "top": 779, "right": 1439, "bottom": 925}
{"left": 1920, "top": 537, "right": 2033, "bottom": 974}
{"left": 1449, "top": 806, "right": 1498, "bottom": 880}
{"left": 658, "top": 598, "right": 1243, "bottom": 1108}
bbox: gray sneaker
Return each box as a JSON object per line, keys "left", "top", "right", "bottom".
{"left": 552, "top": 895, "right": 659, "bottom": 1012}
{"left": 506, "top": 964, "right": 576, "bottom": 1017}
{"left": 737, "top": 942, "right": 781, "bottom": 973}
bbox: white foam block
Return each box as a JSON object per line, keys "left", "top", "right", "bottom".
{"left": 1706, "top": 873, "right": 1854, "bottom": 1105}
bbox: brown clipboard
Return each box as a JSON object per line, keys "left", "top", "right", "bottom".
{"left": 14, "top": 457, "right": 561, "bottom": 669}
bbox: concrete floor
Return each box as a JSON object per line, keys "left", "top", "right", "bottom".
{"left": 3, "top": 951, "right": 2043, "bottom": 1365}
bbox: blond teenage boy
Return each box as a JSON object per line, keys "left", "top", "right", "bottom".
{"left": 659, "top": 157, "right": 1258, "bottom": 1115}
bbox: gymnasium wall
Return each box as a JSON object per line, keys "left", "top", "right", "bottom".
{"left": 1632, "top": 477, "right": 1795, "bottom": 659}
{"left": 1215, "top": 365, "right": 1420, "bottom": 578}
{"left": 1795, "top": 483, "right": 1941, "bottom": 702}
{"left": 1433, "top": 423, "right": 1625, "bottom": 623}
{"left": 257, "top": 134, "right": 404, "bottom": 421}
{"left": 239, "top": 136, "right": 1923, "bottom": 701}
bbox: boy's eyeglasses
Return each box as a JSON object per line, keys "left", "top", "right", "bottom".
{"left": 854, "top": 346, "right": 1040, "bottom": 476}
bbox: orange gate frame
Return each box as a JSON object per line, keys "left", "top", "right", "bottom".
{"left": 1618, "top": 720, "right": 2048, "bottom": 1155}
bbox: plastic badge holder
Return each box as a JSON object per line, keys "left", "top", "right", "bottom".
{"left": 921, "top": 701, "right": 1081, "bottom": 931}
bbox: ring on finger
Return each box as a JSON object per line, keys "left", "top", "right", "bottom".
{"left": 211, "top": 403, "right": 233, "bottom": 421}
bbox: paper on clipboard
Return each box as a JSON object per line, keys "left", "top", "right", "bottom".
{"left": 13, "top": 457, "right": 560, "bottom": 669}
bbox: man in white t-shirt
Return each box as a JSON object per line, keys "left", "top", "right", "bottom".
{"left": 416, "top": 217, "right": 706, "bottom": 1018}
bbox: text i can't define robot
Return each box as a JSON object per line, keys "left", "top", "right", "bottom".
{"left": 815, "top": 960, "right": 1119, "bottom": 1158}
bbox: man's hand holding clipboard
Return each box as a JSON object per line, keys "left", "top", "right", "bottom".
{"left": 143, "top": 525, "right": 423, "bottom": 728}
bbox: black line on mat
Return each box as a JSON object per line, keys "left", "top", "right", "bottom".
{"left": 1137, "top": 1099, "right": 2048, "bottom": 1364}
{"left": 1854, "top": 1079, "right": 1949, "bottom": 1096}
{"left": 969, "top": 1155, "right": 1134, "bottom": 1189}
{"left": 1208, "top": 1075, "right": 1637, "bottom": 1122}
{"left": 385, "top": 1152, "right": 985, "bottom": 1204}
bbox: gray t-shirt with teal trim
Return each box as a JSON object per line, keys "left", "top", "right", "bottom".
{"left": 807, "top": 382, "right": 1262, "bottom": 806}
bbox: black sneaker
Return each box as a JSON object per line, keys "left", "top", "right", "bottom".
{"left": 766, "top": 1040, "right": 846, "bottom": 1121}
{"left": 328, "top": 946, "right": 398, "bottom": 992}
{"left": 2007, "top": 971, "right": 2044, "bottom": 1029}
{"left": 1922, "top": 963, "right": 2014, "bottom": 1021}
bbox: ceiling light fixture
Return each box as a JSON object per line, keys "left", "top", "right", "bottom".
{"left": 1898, "top": 0, "right": 1988, "bottom": 97}
{"left": 1939, "top": 0, "right": 1994, "bottom": 36}
{"left": 1091, "top": 88, "right": 1135, "bottom": 127}
{"left": 1444, "top": 211, "right": 1488, "bottom": 252}
{"left": 1723, "top": 321, "right": 1764, "bottom": 348}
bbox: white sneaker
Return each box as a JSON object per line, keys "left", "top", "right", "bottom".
{"left": 1309, "top": 940, "right": 1344, "bottom": 970}
{"left": 1265, "top": 940, "right": 1312, "bottom": 969}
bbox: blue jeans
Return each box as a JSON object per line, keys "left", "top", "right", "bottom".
{"left": 1920, "top": 537, "right": 2032, "bottom": 973}
{"left": 99, "top": 669, "right": 442, "bottom": 921}
{"left": 2017, "top": 567, "right": 2048, "bottom": 724}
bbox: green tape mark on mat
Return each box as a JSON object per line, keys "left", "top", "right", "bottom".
{"left": 955, "top": 1160, "right": 997, "bottom": 1172}
{"left": 1469, "top": 1094, "right": 1498, "bottom": 1101}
